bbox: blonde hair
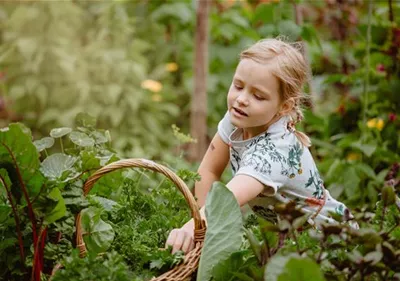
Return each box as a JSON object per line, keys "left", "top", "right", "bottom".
{"left": 240, "top": 37, "right": 312, "bottom": 147}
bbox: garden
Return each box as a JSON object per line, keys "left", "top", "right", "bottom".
{"left": 0, "top": 0, "right": 399, "bottom": 280}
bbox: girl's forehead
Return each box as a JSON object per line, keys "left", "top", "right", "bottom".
{"left": 235, "top": 59, "right": 279, "bottom": 86}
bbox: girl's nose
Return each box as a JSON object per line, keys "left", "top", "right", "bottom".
{"left": 236, "top": 92, "right": 249, "bottom": 106}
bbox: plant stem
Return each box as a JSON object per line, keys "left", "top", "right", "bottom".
{"left": 362, "top": 0, "right": 373, "bottom": 125}
{"left": 388, "top": 0, "right": 394, "bottom": 22}
{"left": 31, "top": 226, "right": 47, "bottom": 281}
{"left": 316, "top": 241, "right": 324, "bottom": 264}
{"left": 60, "top": 138, "right": 64, "bottom": 154}
{"left": 0, "top": 175, "right": 25, "bottom": 266}
{"left": 380, "top": 205, "right": 386, "bottom": 231}
{"left": 291, "top": 228, "right": 301, "bottom": 254}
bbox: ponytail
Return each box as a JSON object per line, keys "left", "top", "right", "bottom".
{"left": 294, "top": 130, "right": 311, "bottom": 147}
{"left": 288, "top": 107, "right": 311, "bottom": 147}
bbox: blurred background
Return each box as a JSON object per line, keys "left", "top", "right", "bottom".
{"left": 0, "top": 0, "right": 399, "bottom": 208}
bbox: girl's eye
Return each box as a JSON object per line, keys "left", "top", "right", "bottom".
{"left": 254, "top": 94, "right": 265, "bottom": 100}
{"left": 234, "top": 85, "right": 243, "bottom": 90}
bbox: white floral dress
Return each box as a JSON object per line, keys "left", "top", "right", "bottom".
{"left": 218, "top": 112, "right": 353, "bottom": 226}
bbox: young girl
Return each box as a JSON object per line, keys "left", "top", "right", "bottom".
{"left": 166, "top": 38, "right": 356, "bottom": 254}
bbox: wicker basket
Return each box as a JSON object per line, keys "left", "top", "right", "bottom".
{"left": 75, "top": 158, "right": 207, "bottom": 281}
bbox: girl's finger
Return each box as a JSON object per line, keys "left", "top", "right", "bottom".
{"left": 165, "top": 229, "right": 178, "bottom": 249}
{"left": 172, "top": 231, "right": 185, "bottom": 254}
{"left": 181, "top": 234, "right": 193, "bottom": 254}
{"left": 188, "top": 239, "right": 195, "bottom": 253}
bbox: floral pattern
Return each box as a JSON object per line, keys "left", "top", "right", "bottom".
{"left": 282, "top": 143, "right": 303, "bottom": 178}
{"left": 305, "top": 169, "right": 325, "bottom": 199}
{"left": 240, "top": 132, "right": 287, "bottom": 175}
{"left": 220, "top": 113, "right": 351, "bottom": 224}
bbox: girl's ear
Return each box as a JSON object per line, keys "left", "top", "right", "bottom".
{"left": 279, "top": 98, "right": 295, "bottom": 115}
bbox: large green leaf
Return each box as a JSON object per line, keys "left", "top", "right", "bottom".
{"left": 44, "top": 187, "right": 66, "bottom": 224}
{"left": 40, "top": 153, "right": 77, "bottom": 180}
{"left": 265, "top": 254, "right": 326, "bottom": 281}
{"left": 80, "top": 207, "right": 114, "bottom": 254}
{"left": 0, "top": 123, "right": 41, "bottom": 197}
{"left": 197, "top": 182, "right": 243, "bottom": 281}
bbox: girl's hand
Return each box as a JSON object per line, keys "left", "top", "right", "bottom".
{"left": 165, "top": 226, "right": 195, "bottom": 254}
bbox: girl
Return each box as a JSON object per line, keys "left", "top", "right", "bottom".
{"left": 166, "top": 38, "right": 356, "bottom": 254}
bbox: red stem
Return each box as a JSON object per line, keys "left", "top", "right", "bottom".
{"left": 1, "top": 142, "right": 38, "bottom": 244}
{"left": 0, "top": 175, "right": 25, "bottom": 266}
{"left": 31, "top": 226, "right": 47, "bottom": 281}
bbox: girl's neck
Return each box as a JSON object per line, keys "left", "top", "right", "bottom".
{"left": 242, "top": 115, "right": 283, "bottom": 140}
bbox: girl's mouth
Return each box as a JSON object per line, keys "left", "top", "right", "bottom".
{"left": 233, "top": 107, "right": 248, "bottom": 117}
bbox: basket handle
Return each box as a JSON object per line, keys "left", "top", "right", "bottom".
{"left": 75, "top": 158, "right": 206, "bottom": 257}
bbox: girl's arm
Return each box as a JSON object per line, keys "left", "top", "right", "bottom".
{"left": 194, "top": 132, "right": 230, "bottom": 207}
{"left": 167, "top": 173, "right": 265, "bottom": 253}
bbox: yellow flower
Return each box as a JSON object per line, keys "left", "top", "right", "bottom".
{"left": 166, "top": 62, "right": 179, "bottom": 72}
{"left": 151, "top": 94, "right": 162, "bottom": 102}
{"left": 367, "top": 118, "right": 377, "bottom": 128}
{"left": 141, "top": 79, "right": 163, "bottom": 93}
{"left": 376, "top": 118, "right": 384, "bottom": 131}
{"left": 346, "top": 152, "right": 360, "bottom": 161}
{"left": 366, "top": 118, "right": 385, "bottom": 131}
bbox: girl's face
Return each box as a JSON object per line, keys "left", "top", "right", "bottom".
{"left": 227, "top": 59, "right": 283, "bottom": 138}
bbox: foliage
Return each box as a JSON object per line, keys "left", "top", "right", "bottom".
{"left": 207, "top": 184, "right": 400, "bottom": 281}
{"left": 0, "top": 1, "right": 180, "bottom": 158}
{"left": 0, "top": 0, "right": 400, "bottom": 280}
{"left": 0, "top": 114, "right": 196, "bottom": 280}
{"left": 51, "top": 250, "right": 133, "bottom": 281}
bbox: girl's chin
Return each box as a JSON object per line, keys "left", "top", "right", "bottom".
{"left": 230, "top": 119, "right": 246, "bottom": 128}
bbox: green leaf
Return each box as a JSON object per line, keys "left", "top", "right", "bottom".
{"left": 342, "top": 166, "right": 361, "bottom": 199}
{"left": 44, "top": 187, "right": 66, "bottom": 224}
{"left": 91, "top": 131, "right": 108, "bottom": 144}
{"left": 91, "top": 196, "right": 119, "bottom": 211}
{"left": 75, "top": 112, "right": 97, "bottom": 128}
{"left": 265, "top": 254, "right": 326, "bottom": 281}
{"left": 253, "top": 3, "right": 275, "bottom": 24}
{"left": 197, "top": 182, "right": 243, "bottom": 281}
{"left": 351, "top": 141, "right": 377, "bottom": 157}
{"left": 50, "top": 127, "right": 72, "bottom": 138}
{"left": 80, "top": 207, "right": 115, "bottom": 255}
{"left": 355, "top": 163, "right": 376, "bottom": 179}
{"left": 382, "top": 185, "right": 396, "bottom": 206}
{"left": 277, "top": 256, "right": 326, "bottom": 281}
{"left": 0, "top": 238, "right": 18, "bottom": 254}
{"left": 0, "top": 123, "right": 41, "bottom": 197}
{"left": 277, "top": 20, "right": 302, "bottom": 40}
{"left": 40, "top": 153, "right": 77, "bottom": 180}
{"left": 244, "top": 228, "right": 262, "bottom": 263}
{"left": 33, "top": 137, "right": 55, "bottom": 152}
{"left": 69, "top": 131, "right": 95, "bottom": 147}
{"left": 0, "top": 203, "right": 11, "bottom": 223}
{"left": 151, "top": 3, "right": 193, "bottom": 24}
{"left": 301, "top": 24, "right": 322, "bottom": 51}
{"left": 212, "top": 251, "right": 248, "bottom": 281}
{"left": 80, "top": 151, "right": 100, "bottom": 171}
{"left": 325, "top": 159, "right": 343, "bottom": 182}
